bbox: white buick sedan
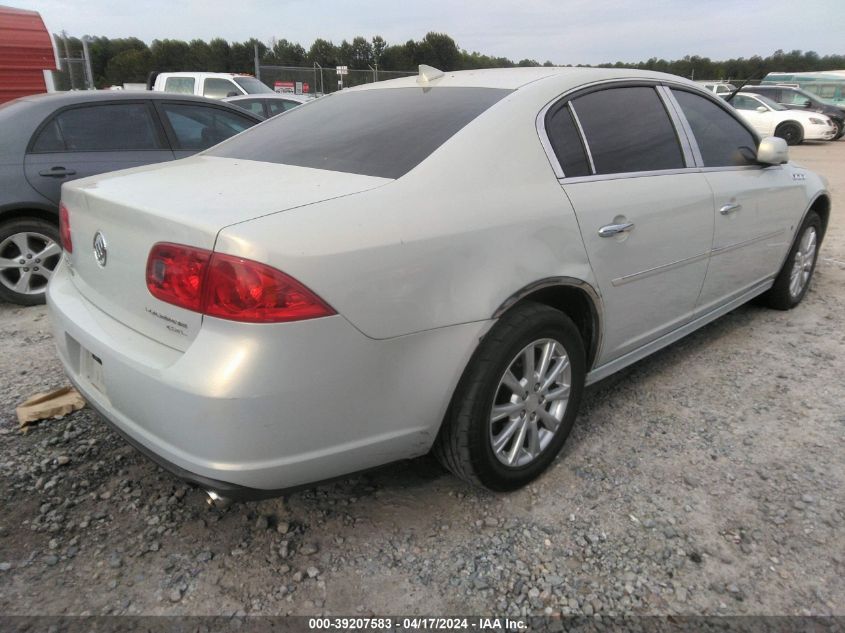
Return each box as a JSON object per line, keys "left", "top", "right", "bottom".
{"left": 48, "top": 67, "right": 830, "bottom": 503}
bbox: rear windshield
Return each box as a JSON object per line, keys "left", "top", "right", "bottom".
{"left": 233, "top": 76, "right": 274, "bottom": 94}
{"left": 207, "top": 87, "right": 511, "bottom": 179}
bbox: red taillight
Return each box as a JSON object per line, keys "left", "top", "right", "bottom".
{"left": 59, "top": 203, "right": 72, "bottom": 253}
{"left": 146, "top": 243, "right": 210, "bottom": 312}
{"left": 145, "top": 243, "right": 335, "bottom": 324}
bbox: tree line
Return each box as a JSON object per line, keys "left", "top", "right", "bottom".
{"left": 53, "top": 31, "right": 845, "bottom": 89}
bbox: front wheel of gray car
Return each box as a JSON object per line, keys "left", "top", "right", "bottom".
{"left": 762, "top": 211, "right": 821, "bottom": 310}
{"left": 0, "top": 218, "right": 62, "bottom": 306}
{"left": 434, "top": 302, "right": 585, "bottom": 491}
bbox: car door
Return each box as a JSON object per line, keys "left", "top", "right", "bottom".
{"left": 669, "top": 88, "right": 807, "bottom": 313}
{"left": 23, "top": 101, "right": 173, "bottom": 205}
{"left": 154, "top": 101, "right": 259, "bottom": 158}
{"left": 544, "top": 84, "right": 714, "bottom": 362}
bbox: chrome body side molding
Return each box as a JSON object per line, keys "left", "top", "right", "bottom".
{"left": 585, "top": 278, "right": 773, "bottom": 386}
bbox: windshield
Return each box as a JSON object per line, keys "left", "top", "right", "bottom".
{"left": 208, "top": 86, "right": 511, "bottom": 179}
{"left": 233, "top": 76, "right": 274, "bottom": 94}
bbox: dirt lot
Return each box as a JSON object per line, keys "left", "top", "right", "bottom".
{"left": 0, "top": 142, "right": 843, "bottom": 619}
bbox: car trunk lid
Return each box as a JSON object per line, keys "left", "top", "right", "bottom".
{"left": 61, "top": 156, "right": 391, "bottom": 351}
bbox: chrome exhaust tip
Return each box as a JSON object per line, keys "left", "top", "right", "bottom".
{"left": 205, "top": 490, "right": 233, "bottom": 509}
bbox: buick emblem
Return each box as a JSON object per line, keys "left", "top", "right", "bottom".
{"left": 93, "top": 231, "right": 108, "bottom": 268}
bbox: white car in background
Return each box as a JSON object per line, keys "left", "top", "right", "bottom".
{"left": 725, "top": 92, "right": 836, "bottom": 144}
{"left": 697, "top": 81, "right": 736, "bottom": 96}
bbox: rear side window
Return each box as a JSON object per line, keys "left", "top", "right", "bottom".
{"left": 731, "top": 95, "right": 761, "bottom": 110}
{"left": 233, "top": 98, "right": 266, "bottom": 117}
{"left": 203, "top": 78, "right": 241, "bottom": 99}
{"left": 783, "top": 90, "right": 811, "bottom": 106}
{"left": 758, "top": 88, "right": 782, "bottom": 102}
{"left": 30, "top": 118, "right": 64, "bottom": 152}
{"left": 571, "top": 86, "right": 684, "bottom": 175}
{"left": 233, "top": 76, "right": 274, "bottom": 94}
{"left": 268, "top": 100, "right": 301, "bottom": 116}
{"left": 31, "top": 103, "right": 160, "bottom": 152}
{"left": 160, "top": 104, "right": 255, "bottom": 150}
{"left": 671, "top": 89, "right": 757, "bottom": 167}
{"left": 544, "top": 104, "right": 590, "bottom": 177}
{"left": 164, "top": 77, "right": 195, "bottom": 94}
{"left": 208, "top": 87, "right": 511, "bottom": 179}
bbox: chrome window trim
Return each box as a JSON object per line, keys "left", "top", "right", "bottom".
{"left": 559, "top": 167, "right": 701, "bottom": 185}
{"left": 699, "top": 165, "right": 768, "bottom": 173}
{"left": 535, "top": 100, "right": 565, "bottom": 179}
{"left": 657, "top": 85, "right": 702, "bottom": 167}
{"left": 536, "top": 78, "right": 768, "bottom": 183}
{"left": 567, "top": 102, "right": 596, "bottom": 175}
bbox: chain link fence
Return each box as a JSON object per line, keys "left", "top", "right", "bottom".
{"left": 258, "top": 64, "right": 415, "bottom": 96}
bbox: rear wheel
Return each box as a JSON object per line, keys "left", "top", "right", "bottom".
{"left": 434, "top": 302, "right": 585, "bottom": 491}
{"left": 832, "top": 119, "right": 844, "bottom": 139}
{"left": 761, "top": 211, "right": 821, "bottom": 310}
{"left": 0, "top": 218, "right": 62, "bottom": 306}
{"left": 775, "top": 122, "right": 804, "bottom": 146}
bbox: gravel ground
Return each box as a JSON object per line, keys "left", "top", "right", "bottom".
{"left": 0, "top": 142, "right": 843, "bottom": 618}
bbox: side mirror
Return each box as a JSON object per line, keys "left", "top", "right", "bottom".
{"left": 803, "top": 100, "right": 812, "bottom": 108}
{"left": 757, "top": 136, "right": 789, "bottom": 165}
{"left": 756, "top": 106, "right": 768, "bottom": 113}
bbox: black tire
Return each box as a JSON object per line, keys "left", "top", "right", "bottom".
{"left": 832, "top": 119, "right": 844, "bottom": 140}
{"left": 761, "top": 211, "right": 821, "bottom": 310}
{"left": 775, "top": 122, "right": 804, "bottom": 146}
{"left": 0, "top": 217, "right": 61, "bottom": 306}
{"left": 433, "top": 302, "right": 586, "bottom": 491}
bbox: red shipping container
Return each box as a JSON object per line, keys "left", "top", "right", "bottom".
{"left": 0, "top": 5, "right": 58, "bottom": 104}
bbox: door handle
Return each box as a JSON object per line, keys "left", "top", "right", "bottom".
{"left": 38, "top": 167, "right": 77, "bottom": 177}
{"left": 598, "top": 222, "right": 635, "bottom": 238}
{"left": 720, "top": 202, "right": 742, "bottom": 215}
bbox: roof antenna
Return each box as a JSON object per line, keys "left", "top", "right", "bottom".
{"left": 417, "top": 65, "right": 444, "bottom": 84}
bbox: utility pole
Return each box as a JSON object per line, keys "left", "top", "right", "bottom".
{"left": 254, "top": 43, "right": 261, "bottom": 80}
{"left": 81, "top": 36, "right": 94, "bottom": 89}
{"left": 60, "top": 30, "right": 74, "bottom": 90}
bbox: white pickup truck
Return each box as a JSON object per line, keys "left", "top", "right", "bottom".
{"left": 149, "top": 72, "right": 274, "bottom": 99}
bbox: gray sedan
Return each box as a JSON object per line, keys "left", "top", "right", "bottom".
{"left": 0, "top": 91, "right": 262, "bottom": 305}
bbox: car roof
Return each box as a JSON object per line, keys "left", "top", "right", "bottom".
{"left": 156, "top": 72, "right": 252, "bottom": 79}
{"left": 755, "top": 84, "right": 811, "bottom": 93}
{"left": 351, "top": 67, "right": 700, "bottom": 92}
{"left": 13, "top": 90, "right": 243, "bottom": 106}
{"left": 225, "top": 93, "right": 310, "bottom": 102}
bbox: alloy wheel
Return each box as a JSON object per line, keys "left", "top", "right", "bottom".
{"left": 789, "top": 226, "right": 817, "bottom": 299}
{"left": 0, "top": 231, "right": 61, "bottom": 296}
{"left": 489, "top": 338, "right": 571, "bottom": 467}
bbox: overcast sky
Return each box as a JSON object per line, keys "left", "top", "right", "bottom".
{"left": 12, "top": 0, "right": 845, "bottom": 65}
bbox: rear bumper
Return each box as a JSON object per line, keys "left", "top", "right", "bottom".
{"left": 47, "top": 259, "right": 488, "bottom": 492}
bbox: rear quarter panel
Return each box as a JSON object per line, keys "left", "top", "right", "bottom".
{"left": 215, "top": 88, "right": 596, "bottom": 340}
